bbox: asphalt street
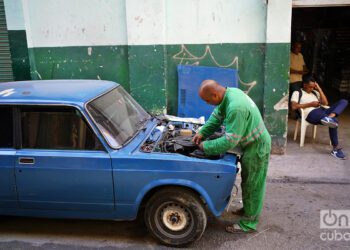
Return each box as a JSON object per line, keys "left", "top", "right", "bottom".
{"left": 1, "top": 179, "right": 349, "bottom": 250}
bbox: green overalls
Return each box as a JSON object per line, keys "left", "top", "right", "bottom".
{"left": 200, "top": 88, "right": 271, "bottom": 231}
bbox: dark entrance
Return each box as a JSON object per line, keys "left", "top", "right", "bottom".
{"left": 291, "top": 7, "right": 350, "bottom": 102}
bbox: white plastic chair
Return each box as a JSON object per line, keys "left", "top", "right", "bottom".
{"left": 293, "top": 109, "right": 317, "bottom": 147}
{"left": 293, "top": 106, "right": 330, "bottom": 147}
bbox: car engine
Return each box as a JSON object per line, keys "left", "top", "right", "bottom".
{"left": 141, "top": 118, "right": 223, "bottom": 160}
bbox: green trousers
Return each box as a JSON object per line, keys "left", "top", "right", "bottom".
{"left": 238, "top": 131, "right": 271, "bottom": 231}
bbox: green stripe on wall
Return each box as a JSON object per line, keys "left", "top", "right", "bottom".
{"left": 8, "top": 30, "right": 31, "bottom": 81}
{"left": 28, "top": 46, "right": 130, "bottom": 91}
{"left": 263, "top": 43, "right": 290, "bottom": 154}
{"left": 128, "top": 45, "right": 167, "bottom": 113}
{"left": 27, "top": 44, "right": 270, "bottom": 114}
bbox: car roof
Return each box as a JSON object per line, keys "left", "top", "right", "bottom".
{"left": 0, "top": 80, "right": 118, "bottom": 106}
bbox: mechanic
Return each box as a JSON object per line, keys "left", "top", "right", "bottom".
{"left": 192, "top": 80, "right": 271, "bottom": 233}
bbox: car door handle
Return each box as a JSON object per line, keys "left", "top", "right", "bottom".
{"left": 19, "top": 157, "right": 35, "bottom": 165}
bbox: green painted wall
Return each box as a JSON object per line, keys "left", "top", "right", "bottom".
{"left": 7, "top": 30, "right": 30, "bottom": 81}
{"left": 27, "top": 46, "right": 130, "bottom": 91}
{"left": 128, "top": 45, "right": 167, "bottom": 113}
{"left": 263, "top": 43, "right": 290, "bottom": 154}
{"left": 25, "top": 43, "right": 268, "bottom": 113}
{"left": 23, "top": 43, "right": 289, "bottom": 153}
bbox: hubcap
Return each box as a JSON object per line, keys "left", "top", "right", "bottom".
{"left": 161, "top": 204, "right": 189, "bottom": 231}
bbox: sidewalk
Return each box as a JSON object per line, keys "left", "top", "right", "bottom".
{"left": 268, "top": 108, "right": 350, "bottom": 183}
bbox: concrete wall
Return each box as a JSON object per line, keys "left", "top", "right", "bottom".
{"left": 4, "top": 0, "right": 292, "bottom": 154}
{"left": 4, "top": 0, "right": 30, "bottom": 81}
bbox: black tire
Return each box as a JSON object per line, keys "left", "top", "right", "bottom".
{"left": 144, "top": 187, "right": 207, "bottom": 247}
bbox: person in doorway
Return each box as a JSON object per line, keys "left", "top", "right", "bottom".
{"left": 192, "top": 80, "right": 271, "bottom": 233}
{"left": 289, "top": 42, "right": 308, "bottom": 101}
{"left": 290, "top": 75, "right": 348, "bottom": 160}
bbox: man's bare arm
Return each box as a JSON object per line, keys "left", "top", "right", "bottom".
{"left": 291, "top": 101, "right": 320, "bottom": 111}
{"left": 314, "top": 83, "right": 328, "bottom": 106}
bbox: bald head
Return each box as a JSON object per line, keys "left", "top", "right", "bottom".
{"left": 199, "top": 80, "right": 226, "bottom": 105}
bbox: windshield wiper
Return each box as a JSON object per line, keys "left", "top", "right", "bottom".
{"left": 136, "top": 117, "right": 149, "bottom": 131}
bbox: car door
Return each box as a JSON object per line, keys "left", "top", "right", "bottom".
{"left": 0, "top": 106, "right": 17, "bottom": 208}
{"left": 15, "top": 105, "right": 114, "bottom": 211}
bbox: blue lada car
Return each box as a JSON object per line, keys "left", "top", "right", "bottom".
{"left": 0, "top": 80, "right": 237, "bottom": 246}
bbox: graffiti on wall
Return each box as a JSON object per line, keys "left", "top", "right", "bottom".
{"left": 172, "top": 45, "right": 257, "bottom": 94}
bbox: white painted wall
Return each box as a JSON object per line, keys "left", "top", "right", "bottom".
{"left": 127, "top": 0, "right": 267, "bottom": 45}
{"left": 22, "top": 0, "right": 128, "bottom": 48}
{"left": 125, "top": 0, "right": 166, "bottom": 45}
{"left": 166, "top": 0, "right": 267, "bottom": 44}
{"left": 3, "top": 0, "right": 25, "bottom": 30}
{"left": 18, "top": 0, "right": 292, "bottom": 47}
{"left": 266, "top": 0, "right": 292, "bottom": 43}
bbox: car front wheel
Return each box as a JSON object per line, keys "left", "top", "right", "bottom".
{"left": 144, "top": 187, "right": 207, "bottom": 247}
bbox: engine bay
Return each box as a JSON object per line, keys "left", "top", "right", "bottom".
{"left": 140, "top": 117, "right": 223, "bottom": 160}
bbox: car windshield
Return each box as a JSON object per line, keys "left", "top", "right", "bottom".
{"left": 86, "top": 86, "right": 150, "bottom": 149}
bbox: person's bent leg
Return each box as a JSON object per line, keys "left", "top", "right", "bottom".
{"left": 325, "top": 99, "right": 348, "bottom": 117}
{"left": 306, "top": 108, "right": 326, "bottom": 125}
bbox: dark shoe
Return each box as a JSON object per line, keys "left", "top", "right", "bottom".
{"left": 321, "top": 117, "right": 338, "bottom": 128}
{"left": 225, "top": 223, "right": 255, "bottom": 234}
{"left": 331, "top": 148, "right": 346, "bottom": 160}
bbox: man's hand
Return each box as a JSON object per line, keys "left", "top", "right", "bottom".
{"left": 309, "top": 101, "right": 320, "bottom": 108}
{"left": 192, "top": 133, "right": 203, "bottom": 145}
{"left": 314, "top": 82, "right": 321, "bottom": 91}
{"left": 199, "top": 142, "right": 204, "bottom": 151}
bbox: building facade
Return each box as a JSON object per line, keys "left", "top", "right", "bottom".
{"left": 3, "top": 0, "right": 293, "bottom": 153}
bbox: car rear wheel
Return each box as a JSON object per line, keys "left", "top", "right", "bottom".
{"left": 144, "top": 187, "right": 207, "bottom": 247}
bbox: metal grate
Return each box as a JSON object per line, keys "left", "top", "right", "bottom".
{"left": 0, "top": 0, "right": 14, "bottom": 82}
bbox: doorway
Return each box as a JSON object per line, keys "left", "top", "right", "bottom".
{"left": 288, "top": 5, "right": 350, "bottom": 151}
{"left": 291, "top": 6, "right": 350, "bottom": 102}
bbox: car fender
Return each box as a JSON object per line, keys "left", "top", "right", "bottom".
{"left": 135, "top": 178, "right": 222, "bottom": 217}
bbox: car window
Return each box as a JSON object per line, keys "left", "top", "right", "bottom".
{"left": 20, "top": 106, "right": 104, "bottom": 151}
{"left": 87, "top": 86, "right": 150, "bottom": 149}
{"left": 0, "top": 106, "right": 13, "bottom": 148}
